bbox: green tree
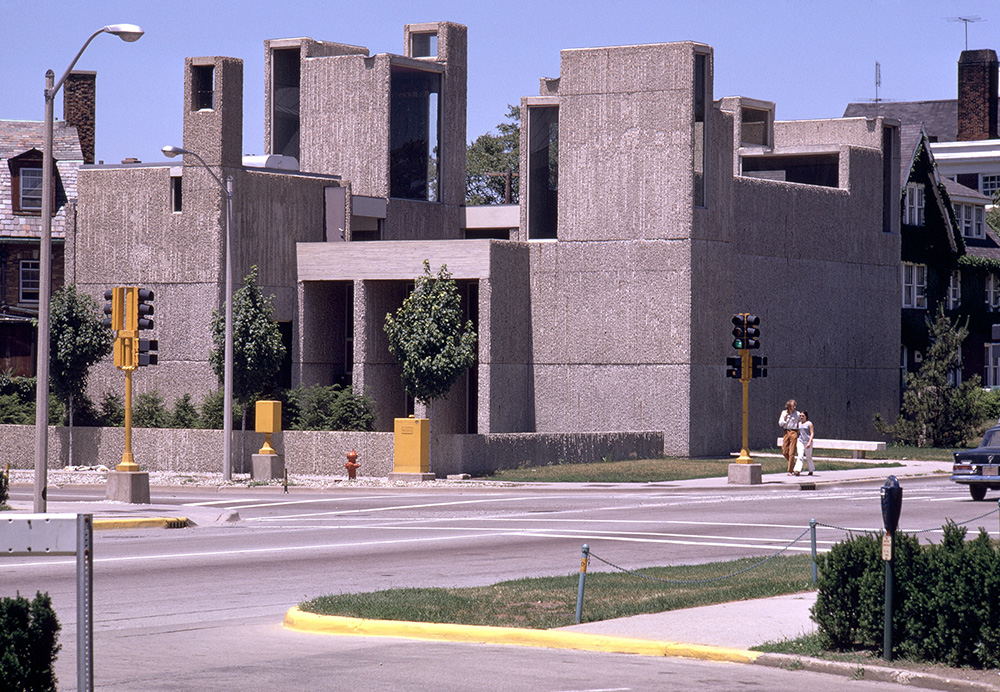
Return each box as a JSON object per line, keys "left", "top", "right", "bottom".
{"left": 210, "top": 266, "right": 287, "bottom": 463}
{"left": 384, "top": 261, "right": 476, "bottom": 469}
{"left": 466, "top": 104, "right": 520, "bottom": 205}
{"left": 875, "top": 306, "right": 985, "bottom": 446}
{"left": 46, "top": 285, "right": 113, "bottom": 464}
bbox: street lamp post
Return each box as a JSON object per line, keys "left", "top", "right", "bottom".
{"left": 34, "top": 24, "right": 144, "bottom": 514}
{"left": 161, "top": 145, "right": 235, "bottom": 480}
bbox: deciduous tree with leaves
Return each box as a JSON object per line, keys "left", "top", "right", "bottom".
{"left": 466, "top": 104, "right": 520, "bottom": 205}
{"left": 875, "top": 306, "right": 986, "bottom": 447}
{"left": 210, "top": 265, "right": 286, "bottom": 466}
{"left": 384, "top": 261, "right": 477, "bottom": 467}
{"left": 47, "top": 284, "right": 113, "bottom": 464}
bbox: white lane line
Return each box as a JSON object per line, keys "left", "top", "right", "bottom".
{"left": 186, "top": 494, "right": 397, "bottom": 508}
{"left": 2, "top": 527, "right": 818, "bottom": 569}
{"left": 239, "top": 495, "right": 559, "bottom": 519}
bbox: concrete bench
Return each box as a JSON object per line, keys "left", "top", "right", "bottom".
{"left": 776, "top": 437, "right": 886, "bottom": 459}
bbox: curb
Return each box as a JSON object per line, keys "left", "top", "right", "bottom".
{"left": 754, "top": 653, "right": 999, "bottom": 692}
{"left": 93, "top": 517, "right": 188, "bottom": 530}
{"left": 281, "top": 608, "right": 759, "bottom": 663}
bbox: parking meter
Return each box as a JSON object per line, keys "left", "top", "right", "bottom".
{"left": 881, "top": 475, "right": 902, "bottom": 535}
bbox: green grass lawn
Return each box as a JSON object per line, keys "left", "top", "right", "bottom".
{"left": 300, "top": 554, "right": 816, "bottom": 629}
{"left": 480, "top": 455, "right": 903, "bottom": 483}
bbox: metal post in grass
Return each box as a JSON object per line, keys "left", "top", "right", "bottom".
{"left": 810, "top": 519, "right": 818, "bottom": 585}
{"left": 575, "top": 544, "right": 590, "bottom": 624}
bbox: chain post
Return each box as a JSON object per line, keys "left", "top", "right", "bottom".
{"left": 575, "top": 544, "right": 589, "bottom": 624}
{"left": 810, "top": 519, "right": 818, "bottom": 584}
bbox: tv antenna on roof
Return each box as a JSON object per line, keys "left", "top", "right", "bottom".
{"left": 947, "top": 16, "right": 985, "bottom": 51}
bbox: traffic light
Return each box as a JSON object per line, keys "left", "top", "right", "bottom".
{"left": 725, "top": 355, "right": 742, "bottom": 379}
{"left": 731, "top": 314, "right": 747, "bottom": 350}
{"left": 751, "top": 355, "right": 768, "bottom": 378}
{"left": 744, "top": 314, "right": 760, "bottom": 350}
{"left": 136, "top": 288, "right": 154, "bottom": 330}
{"left": 103, "top": 287, "right": 123, "bottom": 331}
{"left": 137, "top": 338, "right": 158, "bottom": 367}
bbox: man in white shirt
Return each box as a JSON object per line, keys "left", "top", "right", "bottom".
{"left": 778, "top": 399, "right": 800, "bottom": 475}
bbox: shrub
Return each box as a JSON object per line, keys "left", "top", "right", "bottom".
{"left": 197, "top": 389, "right": 242, "bottom": 429}
{"left": 289, "top": 384, "right": 376, "bottom": 431}
{"left": 814, "top": 524, "right": 1000, "bottom": 667}
{"left": 0, "top": 372, "right": 35, "bottom": 424}
{"left": 132, "top": 391, "right": 168, "bottom": 428}
{"left": 0, "top": 591, "right": 61, "bottom": 691}
{"left": 100, "top": 392, "right": 125, "bottom": 427}
{"left": 0, "top": 469, "right": 8, "bottom": 508}
{"left": 170, "top": 394, "right": 199, "bottom": 429}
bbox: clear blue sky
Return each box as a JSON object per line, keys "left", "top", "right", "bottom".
{"left": 1, "top": 0, "right": 995, "bottom": 166}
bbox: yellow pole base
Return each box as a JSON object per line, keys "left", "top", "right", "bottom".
{"left": 258, "top": 432, "right": 277, "bottom": 455}
{"left": 735, "top": 450, "right": 753, "bottom": 464}
{"left": 118, "top": 451, "right": 139, "bottom": 472}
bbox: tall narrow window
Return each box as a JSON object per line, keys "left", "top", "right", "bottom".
{"left": 19, "top": 260, "right": 39, "bottom": 303}
{"left": 693, "top": 51, "right": 708, "bottom": 208}
{"left": 271, "top": 47, "right": 301, "bottom": 160}
{"left": 527, "top": 105, "right": 558, "bottom": 239}
{"left": 986, "top": 343, "right": 1000, "bottom": 388}
{"left": 904, "top": 184, "right": 924, "bottom": 226}
{"left": 902, "top": 262, "right": 926, "bottom": 309}
{"left": 192, "top": 65, "right": 214, "bottom": 111}
{"left": 988, "top": 273, "right": 1000, "bottom": 311}
{"left": 170, "top": 174, "right": 182, "bottom": 213}
{"left": 390, "top": 67, "right": 441, "bottom": 201}
{"left": 344, "top": 282, "right": 354, "bottom": 385}
{"left": 882, "top": 125, "right": 896, "bottom": 232}
{"left": 946, "top": 270, "right": 961, "bottom": 310}
{"left": 20, "top": 168, "right": 43, "bottom": 211}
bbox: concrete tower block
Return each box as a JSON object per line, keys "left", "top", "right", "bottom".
{"left": 183, "top": 56, "right": 244, "bottom": 167}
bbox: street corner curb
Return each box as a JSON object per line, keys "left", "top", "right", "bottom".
{"left": 281, "top": 608, "right": 759, "bottom": 663}
{"left": 753, "top": 653, "right": 998, "bottom": 691}
{"left": 93, "top": 517, "right": 188, "bottom": 530}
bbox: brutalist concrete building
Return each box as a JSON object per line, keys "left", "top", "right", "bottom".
{"left": 71, "top": 22, "right": 901, "bottom": 463}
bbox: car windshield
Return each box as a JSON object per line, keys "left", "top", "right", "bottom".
{"left": 982, "top": 429, "right": 1000, "bottom": 448}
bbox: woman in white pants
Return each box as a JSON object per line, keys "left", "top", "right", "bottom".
{"left": 795, "top": 411, "right": 814, "bottom": 476}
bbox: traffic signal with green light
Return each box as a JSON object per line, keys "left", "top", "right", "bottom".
{"left": 731, "top": 314, "right": 747, "bottom": 350}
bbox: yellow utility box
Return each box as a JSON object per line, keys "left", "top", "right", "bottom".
{"left": 255, "top": 400, "right": 282, "bottom": 455}
{"left": 393, "top": 417, "right": 430, "bottom": 473}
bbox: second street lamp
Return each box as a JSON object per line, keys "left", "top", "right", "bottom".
{"left": 161, "top": 145, "right": 235, "bottom": 480}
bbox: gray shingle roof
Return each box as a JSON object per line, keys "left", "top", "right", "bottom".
{"left": 0, "top": 120, "right": 83, "bottom": 161}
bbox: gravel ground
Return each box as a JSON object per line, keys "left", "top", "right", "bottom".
{"left": 4, "top": 468, "right": 510, "bottom": 490}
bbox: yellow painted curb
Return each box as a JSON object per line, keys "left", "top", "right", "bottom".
{"left": 93, "top": 517, "right": 188, "bottom": 530}
{"left": 282, "top": 607, "right": 759, "bottom": 663}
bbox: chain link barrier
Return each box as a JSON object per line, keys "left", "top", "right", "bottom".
{"left": 586, "top": 505, "right": 1000, "bottom": 589}
{"left": 588, "top": 527, "right": 811, "bottom": 585}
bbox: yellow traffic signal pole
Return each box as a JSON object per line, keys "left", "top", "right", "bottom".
{"left": 736, "top": 347, "right": 752, "bottom": 463}
{"left": 114, "top": 287, "right": 140, "bottom": 472}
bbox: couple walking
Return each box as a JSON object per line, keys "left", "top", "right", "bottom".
{"left": 779, "top": 399, "right": 814, "bottom": 476}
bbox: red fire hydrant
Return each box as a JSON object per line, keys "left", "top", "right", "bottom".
{"left": 345, "top": 450, "right": 360, "bottom": 480}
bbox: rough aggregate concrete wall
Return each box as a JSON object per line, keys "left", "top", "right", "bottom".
{"left": 2, "top": 425, "right": 662, "bottom": 479}
{"left": 300, "top": 53, "right": 391, "bottom": 190}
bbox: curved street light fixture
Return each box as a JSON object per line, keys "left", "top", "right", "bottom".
{"left": 35, "top": 24, "right": 144, "bottom": 514}
{"left": 162, "top": 145, "right": 236, "bottom": 480}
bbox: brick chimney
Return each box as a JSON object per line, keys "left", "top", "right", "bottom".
{"left": 957, "top": 49, "right": 998, "bottom": 141}
{"left": 64, "top": 71, "right": 97, "bottom": 164}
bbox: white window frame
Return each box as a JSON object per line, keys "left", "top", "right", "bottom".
{"left": 986, "top": 343, "right": 1000, "bottom": 388}
{"left": 904, "top": 183, "right": 925, "bottom": 226}
{"left": 981, "top": 174, "right": 1000, "bottom": 199}
{"left": 946, "top": 270, "right": 961, "bottom": 309}
{"left": 19, "top": 167, "right": 44, "bottom": 211}
{"left": 956, "top": 203, "right": 985, "bottom": 239}
{"left": 988, "top": 273, "right": 1000, "bottom": 311}
{"left": 902, "top": 262, "right": 926, "bottom": 309}
{"left": 19, "top": 260, "right": 40, "bottom": 303}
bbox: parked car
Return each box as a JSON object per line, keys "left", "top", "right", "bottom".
{"left": 952, "top": 425, "right": 1000, "bottom": 501}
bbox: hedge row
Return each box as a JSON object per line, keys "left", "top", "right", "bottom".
{"left": 814, "top": 522, "right": 1000, "bottom": 667}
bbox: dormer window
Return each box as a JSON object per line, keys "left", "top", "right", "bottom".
{"left": 955, "top": 203, "right": 985, "bottom": 239}
{"left": 8, "top": 149, "right": 54, "bottom": 215}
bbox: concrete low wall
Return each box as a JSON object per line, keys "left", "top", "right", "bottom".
{"left": 1, "top": 425, "right": 664, "bottom": 478}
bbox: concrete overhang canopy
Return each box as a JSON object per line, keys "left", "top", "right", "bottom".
{"left": 297, "top": 239, "right": 500, "bottom": 281}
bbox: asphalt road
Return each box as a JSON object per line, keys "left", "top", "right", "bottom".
{"left": 3, "top": 476, "right": 989, "bottom": 690}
